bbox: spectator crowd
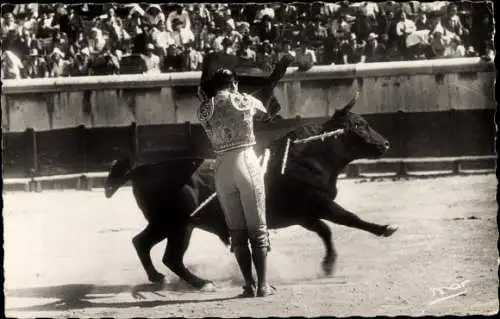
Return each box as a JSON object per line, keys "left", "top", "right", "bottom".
{"left": 1, "top": 2, "right": 494, "bottom": 80}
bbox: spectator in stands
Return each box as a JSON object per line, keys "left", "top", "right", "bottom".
{"left": 24, "top": 48, "right": 49, "bottom": 78}
{"left": 21, "top": 7, "right": 39, "bottom": 34}
{"left": 256, "top": 39, "right": 275, "bottom": 72}
{"left": 183, "top": 42, "right": 203, "bottom": 71}
{"left": 51, "top": 30, "right": 69, "bottom": 56}
{"left": 443, "top": 37, "right": 466, "bottom": 58}
{"left": 415, "top": 10, "right": 432, "bottom": 31}
{"left": 395, "top": 11, "right": 416, "bottom": 58}
{"left": 277, "top": 39, "right": 296, "bottom": 61}
{"left": 142, "top": 43, "right": 161, "bottom": 73}
{"left": 329, "top": 8, "right": 353, "bottom": 42}
{"left": 70, "top": 50, "right": 90, "bottom": 76}
{"left": 309, "top": 19, "right": 328, "bottom": 48}
{"left": 222, "top": 37, "right": 235, "bottom": 55}
{"left": 124, "top": 4, "right": 146, "bottom": 38}
{"left": 238, "top": 36, "right": 257, "bottom": 65}
{"left": 275, "top": 4, "right": 298, "bottom": 23}
{"left": 169, "top": 19, "right": 188, "bottom": 47}
{"left": 48, "top": 47, "right": 70, "bottom": 77}
{"left": 257, "top": 15, "right": 279, "bottom": 43}
{"left": 93, "top": 45, "right": 121, "bottom": 75}
{"left": 61, "top": 7, "right": 84, "bottom": 44}
{"left": 198, "top": 22, "right": 216, "bottom": 51}
{"left": 37, "top": 12, "right": 59, "bottom": 39}
{"left": 167, "top": 5, "right": 194, "bottom": 43}
{"left": 443, "top": 4, "right": 465, "bottom": 37}
{"left": 364, "top": 32, "right": 387, "bottom": 62}
{"left": 146, "top": 5, "right": 165, "bottom": 28}
{"left": 429, "top": 29, "right": 447, "bottom": 58}
{"left": 341, "top": 32, "right": 366, "bottom": 64}
{"left": 88, "top": 27, "right": 107, "bottom": 54}
{"left": 2, "top": 13, "right": 19, "bottom": 37}
{"left": 352, "top": 10, "right": 376, "bottom": 42}
{"left": 295, "top": 41, "right": 317, "bottom": 70}
{"left": 2, "top": 49, "right": 24, "bottom": 79}
{"left": 69, "top": 32, "right": 89, "bottom": 59}
{"left": 18, "top": 28, "right": 41, "bottom": 57}
{"left": 151, "top": 22, "right": 171, "bottom": 56}
{"left": 163, "top": 44, "right": 184, "bottom": 72}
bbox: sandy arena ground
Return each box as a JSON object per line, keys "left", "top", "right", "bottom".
{"left": 3, "top": 174, "right": 498, "bottom": 317}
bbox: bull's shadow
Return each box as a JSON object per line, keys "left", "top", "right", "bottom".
{"left": 5, "top": 282, "right": 238, "bottom": 312}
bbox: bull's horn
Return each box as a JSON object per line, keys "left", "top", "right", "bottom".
{"left": 341, "top": 91, "right": 360, "bottom": 113}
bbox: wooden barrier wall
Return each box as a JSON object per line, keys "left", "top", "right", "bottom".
{"left": 1, "top": 58, "right": 496, "bottom": 179}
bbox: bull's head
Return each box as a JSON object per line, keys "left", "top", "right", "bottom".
{"left": 104, "top": 157, "right": 132, "bottom": 198}
{"left": 325, "top": 92, "right": 390, "bottom": 160}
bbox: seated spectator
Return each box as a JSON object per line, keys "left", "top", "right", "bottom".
{"left": 277, "top": 39, "right": 296, "bottom": 61}
{"left": 236, "top": 21, "right": 251, "bottom": 37}
{"left": 222, "top": 37, "right": 235, "bottom": 55}
{"left": 443, "top": 37, "right": 466, "bottom": 58}
{"left": 415, "top": 10, "right": 432, "bottom": 31}
{"left": 256, "top": 39, "right": 275, "bottom": 72}
{"left": 364, "top": 33, "right": 387, "bottom": 63}
{"left": 163, "top": 44, "right": 184, "bottom": 72}
{"left": 93, "top": 45, "right": 121, "bottom": 75}
{"left": 99, "top": 7, "right": 124, "bottom": 42}
{"left": 183, "top": 42, "right": 203, "bottom": 71}
{"left": 51, "top": 30, "right": 69, "bottom": 56}
{"left": 341, "top": 33, "right": 366, "bottom": 64}
{"left": 310, "top": 19, "right": 328, "bottom": 48}
{"left": 69, "top": 32, "right": 89, "bottom": 59}
{"left": 295, "top": 41, "right": 317, "bottom": 70}
{"left": 238, "top": 37, "right": 257, "bottom": 65}
{"left": 146, "top": 4, "right": 165, "bottom": 28}
{"left": 48, "top": 47, "right": 70, "bottom": 77}
{"left": 21, "top": 8, "right": 39, "bottom": 34}
{"left": 141, "top": 43, "right": 161, "bottom": 73}
{"left": 211, "top": 27, "right": 225, "bottom": 52}
{"left": 151, "top": 22, "right": 172, "bottom": 55}
{"left": 275, "top": 4, "right": 298, "bottom": 23}
{"left": 2, "top": 49, "right": 24, "bottom": 79}
{"left": 198, "top": 22, "right": 216, "bottom": 51}
{"left": 18, "top": 28, "right": 41, "bottom": 57}
{"left": 352, "top": 10, "right": 376, "bottom": 42}
{"left": 88, "top": 27, "right": 107, "bottom": 54}
{"left": 70, "top": 50, "right": 90, "bottom": 76}
{"left": 257, "top": 15, "right": 279, "bottom": 43}
{"left": 429, "top": 30, "right": 447, "bottom": 58}
{"left": 329, "top": 8, "right": 354, "bottom": 42}
{"left": 24, "top": 48, "right": 49, "bottom": 78}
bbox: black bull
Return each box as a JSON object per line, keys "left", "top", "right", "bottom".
{"left": 104, "top": 57, "right": 398, "bottom": 289}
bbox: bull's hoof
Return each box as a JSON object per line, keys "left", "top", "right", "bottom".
{"left": 200, "top": 281, "right": 217, "bottom": 292}
{"left": 148, "top": 272, "right": 165, "bottom": 283}
{"left": 381, "top": 224, "right": 399, "bottom": 237}
{"left": 322, "top": 255, "right": 337, "bottom": 276}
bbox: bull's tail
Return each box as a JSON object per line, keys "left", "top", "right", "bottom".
{"left": 104, "top": 156, "right": 133, "bottom": 198}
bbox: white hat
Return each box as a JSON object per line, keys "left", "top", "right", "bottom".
{"left": 367, "top": 33, "right": 378, "bottom": 41}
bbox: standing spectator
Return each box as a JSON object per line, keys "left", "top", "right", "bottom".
{"left": 62, "top": 7, "right": 84, "bottom": 44}
{"left": 364, "top": 33, "right": 387, "bottom": 62}
{"left": 141, "top": 43, "right": 161, "bottom": 73}
{"left": 341, "top": 33, "right": 366, "bottom": 64}
{"left": 166, "top": 4, "right": 194, "bottom": 44}
{"left": 37, "top": 12, "right": 59, "bottom": 38}
{"left": 146, "top": 5, "right": 165, "bottom": 28}
{"left": 24, "top": 48, "right": 48, "bottom": 78}
{"left": 257, "top": 15, "right": 279, "bottom": 43}
{"left": 395, "top": 11, "right": 416, "bottom": 58}
{"left": 444, "top": 4, "right": 465, "bottom": 37}
{"left": 2, "top": 13, "right": 19, "bottom": 37}
{"left": 2, "top": 49, "right": 24, "bottom": 79}
{"left": 48, "top": 47, "right": 70, "bottom": 77}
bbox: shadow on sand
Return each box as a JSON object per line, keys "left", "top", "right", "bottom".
{"left": 5, "top": 282, "right": 239, "bottom": 312}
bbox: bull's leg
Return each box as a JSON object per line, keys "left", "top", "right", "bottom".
{"left": 321, "top": 200, "right": 398, "bottom": 237}
{"left": 162, "top": 226, "right": 213, "bottom": 289}
{"left": 301, "top": 219, "right": 338, "bottom": 276}
{"left": 132, "top": 223, "right": 168, "bottom": 283}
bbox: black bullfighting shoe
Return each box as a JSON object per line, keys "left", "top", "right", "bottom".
{"left": 256, "top": 284, "right": 276, "bottom": 297}
{"left": 380, "top": 224, "right": 399, "bottom": 237}
{"left": 238, "top": 284, "right": 256, "bottom": 298}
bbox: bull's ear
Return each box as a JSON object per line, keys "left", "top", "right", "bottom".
{"left": 340, "top": 91, "right": 360, "bottom": 113}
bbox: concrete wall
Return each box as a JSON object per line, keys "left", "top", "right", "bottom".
{"left": 2, "top": 58, "right": 495, "bottom": 133}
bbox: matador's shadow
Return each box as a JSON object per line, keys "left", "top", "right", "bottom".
{"left": 5, "top": 282, "right": 238, "bottom": 312}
